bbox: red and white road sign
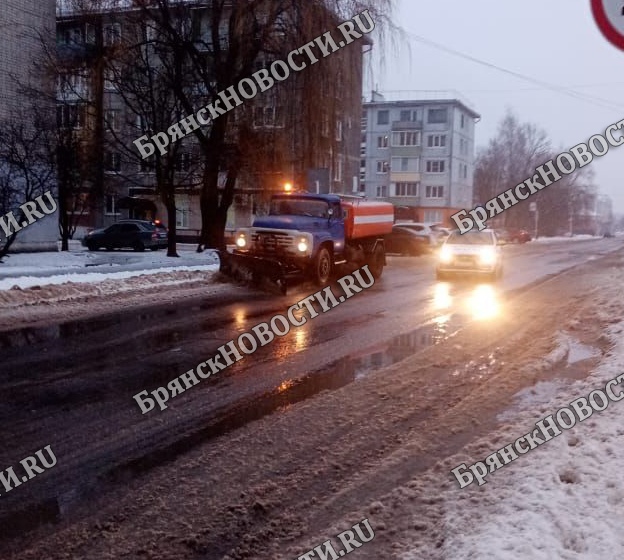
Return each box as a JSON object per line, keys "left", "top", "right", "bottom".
{"left": 591, "top": 0, "right": 624, "bottom": 50}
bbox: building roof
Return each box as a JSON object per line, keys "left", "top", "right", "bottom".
{"left": 363, "top": 90, "right": 480, "bottom": 120}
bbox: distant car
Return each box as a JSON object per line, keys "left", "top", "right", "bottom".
{"left": 436, "top": 229, "right": 503, "bottom": 281}
{"left": 430, "top": 223, "right": 451, "bottom": 243}
{"left": 82, "top": 220, "right": 165, "bottom": 251}
{"left": 385, "top": 225, "right": 429, "bottom": 256}
{"left": 394, "top": 222, "right": 443, "bottom": 247}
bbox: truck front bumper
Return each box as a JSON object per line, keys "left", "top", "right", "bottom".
{"left": 218, "top": 250, "right": 310, "bottom": 282}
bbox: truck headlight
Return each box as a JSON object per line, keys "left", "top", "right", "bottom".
{"left": 236, "top": 234, "right": 247, "bottom": 248}
{"left": 478, "top": 247, "right": 496, "bottom": 265}
{"left": 439, "top": 246, "right": 453, "bottom": 263}
{"left": 297, "top": 239, "right": 308, "bottom": 253}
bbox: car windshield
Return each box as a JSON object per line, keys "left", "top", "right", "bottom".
{"left": 270, "top": 198, "right": 330, "bottom": 218}
{"left": 446, "top": 231, "right": 494, "bottom": 245}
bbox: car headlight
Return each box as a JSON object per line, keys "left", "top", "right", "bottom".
{"left": 479, "top": 247, "right": 497, "bottom": 265}
{"left": 235, "top": 234, "right": 247, "bottom": 248}
{"left": 439, "top": 246, "right": 453, "bottom": 263}
{"left": 297, "top": 238, "right": 308, "bottom": 253}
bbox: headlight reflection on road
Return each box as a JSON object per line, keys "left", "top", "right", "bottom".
{"left": 433, "top": 283, "right": 453, "bottom": 311}
{"left": 233, "top": 307, "right": 247, "bottom": 330}
{"left": 467, "top": 284, "right": 500, "bottom": 320}
{"left": 294, "top": 326, "right": 308, "bottom": 351}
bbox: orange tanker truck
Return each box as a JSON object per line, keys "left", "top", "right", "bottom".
{"left": 219, "top": 193, "right": 394, "bottom": 293}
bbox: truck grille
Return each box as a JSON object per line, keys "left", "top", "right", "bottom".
{"left": 251, "top": 231, "right": 294, "bottom": 252}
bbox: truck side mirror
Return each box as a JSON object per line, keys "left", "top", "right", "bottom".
{"left": 327, "top": 208, "right": 334, "bottom": 218}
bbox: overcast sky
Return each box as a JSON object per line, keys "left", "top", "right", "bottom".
{"left": 366, "top": 0, "right": 624, "bottom": 213}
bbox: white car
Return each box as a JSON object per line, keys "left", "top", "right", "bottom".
{"left": 394, "top": 222, "right": 445, "bottom": 247}
{"left": 436, "top": 229, "right": 503, "bottom": 281}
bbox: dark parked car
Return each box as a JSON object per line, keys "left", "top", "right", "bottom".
{"left": 495, "top": 227, "right": 531, "bottom": 244}
{"left": 385, "top": 225, "right": 430, "bottom": 256}
{"left": 118, "top": 219, "right": 168, "bottom": 249}
{"left": 82, "top": 220, "right": 166, "bottom": 251}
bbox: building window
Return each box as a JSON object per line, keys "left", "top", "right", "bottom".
{"left": 427, "top": 108, "right": 448, "bottom": 124}
{"left": 461, "top": 163, "right": 468, "bottom": 179}
{"left": 427, "top": 134, "right": 446, "bottom": 148}
{"left": 105, "top": 194, "right": 119, "bottom": 215}
{"left": 253, "top": 106, "right": 284, "bottom": 127}
{"left": 334, "top": 157, "right": 343, "bottom": 182}
{"left": 391, "top": 157, "right": 419, "bottom": 172}
{"left": 399, "top": 109, "right": 418, "bottom": 122}
{"left": 426, "top": 160, "right": 445, "bottom": 173}
{"left": 424, "top": 210, "right": 443, "bottom": 222}
{"left": 104, "top": 67, "right": 117, "bottom": 91}
{"left": 392, "top": 131, "right": 421, "bottom": 147}
{"left": 175, "top": 152, "right": 192, "bottom": 172}
{"left": 59, "top": 27, "right": 84, "bottom": 45}
{"left": 335, "top": 120, "right": 343, "bottom": 141}
{"left": 460, "top": 113, "right": 465, "bottom": 128}
{"left": 321, "top": 112, "right": 330, "bottom": 137}
{"left": 57, "top": 104, "right": 85, "bottom": 129}
{"left": 57, "top": 73, "right": 88, "bottom": 98}
{"left": 376, "top": 161, "right": 389, "bottom": 174}
{"left": 103, "top": 23, "right": 122, "bottom": 46}
{"left": 395, "top": 182, "right": 419, "bottom": 197}
{"left": 377, "top": 135, "right": 389, "bottom": 148}
{"left": 105, "top": 109, "right": 120, "bottom": 131}
{"left": 104, "top": 151, "right": 121, "bottom": 172}
{"left": 176, "top": 197, "right": 190, "bottom": 229}
{"left": 425, "top": 185, "right": 444, "bottom": 198}
{"left": 377, "top": 110, "right": 389, "bottom": 125}
{"left": 376, "top": 185, "right": 387, "bottom": 197}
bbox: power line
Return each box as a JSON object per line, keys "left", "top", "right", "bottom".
{"left": 406, "top": 32, "right": 624, "bottom": 112}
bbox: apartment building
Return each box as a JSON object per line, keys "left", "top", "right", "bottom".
{"left": 56, "top": 2, "right": 365, "bottom": 241}
{"left": 1, "top": 0, "right": 58, "bottom": 250}
{"left": 361, "top": 92, "right": 480, "bottom": 226}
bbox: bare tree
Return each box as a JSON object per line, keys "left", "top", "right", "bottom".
{"left": 129, "top": 0, "right": 393, "bottom": 251}
{"left": 0, "top": 114, "right": 57, "bottom": 261}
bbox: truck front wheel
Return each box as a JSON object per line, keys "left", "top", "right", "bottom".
{"left": 313, "top": 247, "right": 332, "bottom": 287}
{"left": 368, "top": 244, "right": 385, "bottom": 280}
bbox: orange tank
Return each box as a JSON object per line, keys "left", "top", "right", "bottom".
{"left": 341, "top": 199, "right": 394, "bottom": 240}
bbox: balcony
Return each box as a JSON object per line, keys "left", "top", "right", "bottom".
{"left": 391, "top": 120, "right": 423, "bottom": 130}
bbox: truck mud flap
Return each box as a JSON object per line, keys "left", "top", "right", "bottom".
{"left": 218, "top": 250, "right": 289, "bottom": 294}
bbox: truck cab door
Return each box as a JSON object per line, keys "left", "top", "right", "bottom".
{"left": 328, "top": 201, "right": 345, "bottom": 255}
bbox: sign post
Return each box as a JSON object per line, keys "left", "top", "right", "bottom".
{"left": 529, "top": 201, "right": 538, "bottom": 240}
{"left": 591, "top": 0, "right": 624, "bottom": 49}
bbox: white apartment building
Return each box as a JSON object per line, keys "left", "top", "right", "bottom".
{"left": 361, "top": 92, "right": 480, "bottom": 226}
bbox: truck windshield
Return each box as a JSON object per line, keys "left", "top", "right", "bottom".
{"left": 270, "top": 198, "right": 330, "bottom": 218}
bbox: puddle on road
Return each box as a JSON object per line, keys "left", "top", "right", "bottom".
{"left": 496, "top": 333, "right": 602, "bottom": 424}
{"left": 1, "top": 316, "right": 466, "bottom": 538}
{"left": 567, "top": 339, "right": 601, "bottom": 365}
{"left": 106, "top": 317, "right": 465, "bottom": 480}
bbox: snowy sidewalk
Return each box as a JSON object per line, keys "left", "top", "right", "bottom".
{"left": 0, "top": 243, "right": 219, "bottom": 290}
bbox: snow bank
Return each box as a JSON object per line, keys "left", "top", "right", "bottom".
{"left": 533, "top": 234, "right": 603, "bottom": 244}
{"left": 0, "top": 264, "right": 218, "bottom": 291}
{"left": 403, "top": 323, "right": 624, "bottom": 559}
{"left": 0, "top": 245, "right": 219, "bottom": 290}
